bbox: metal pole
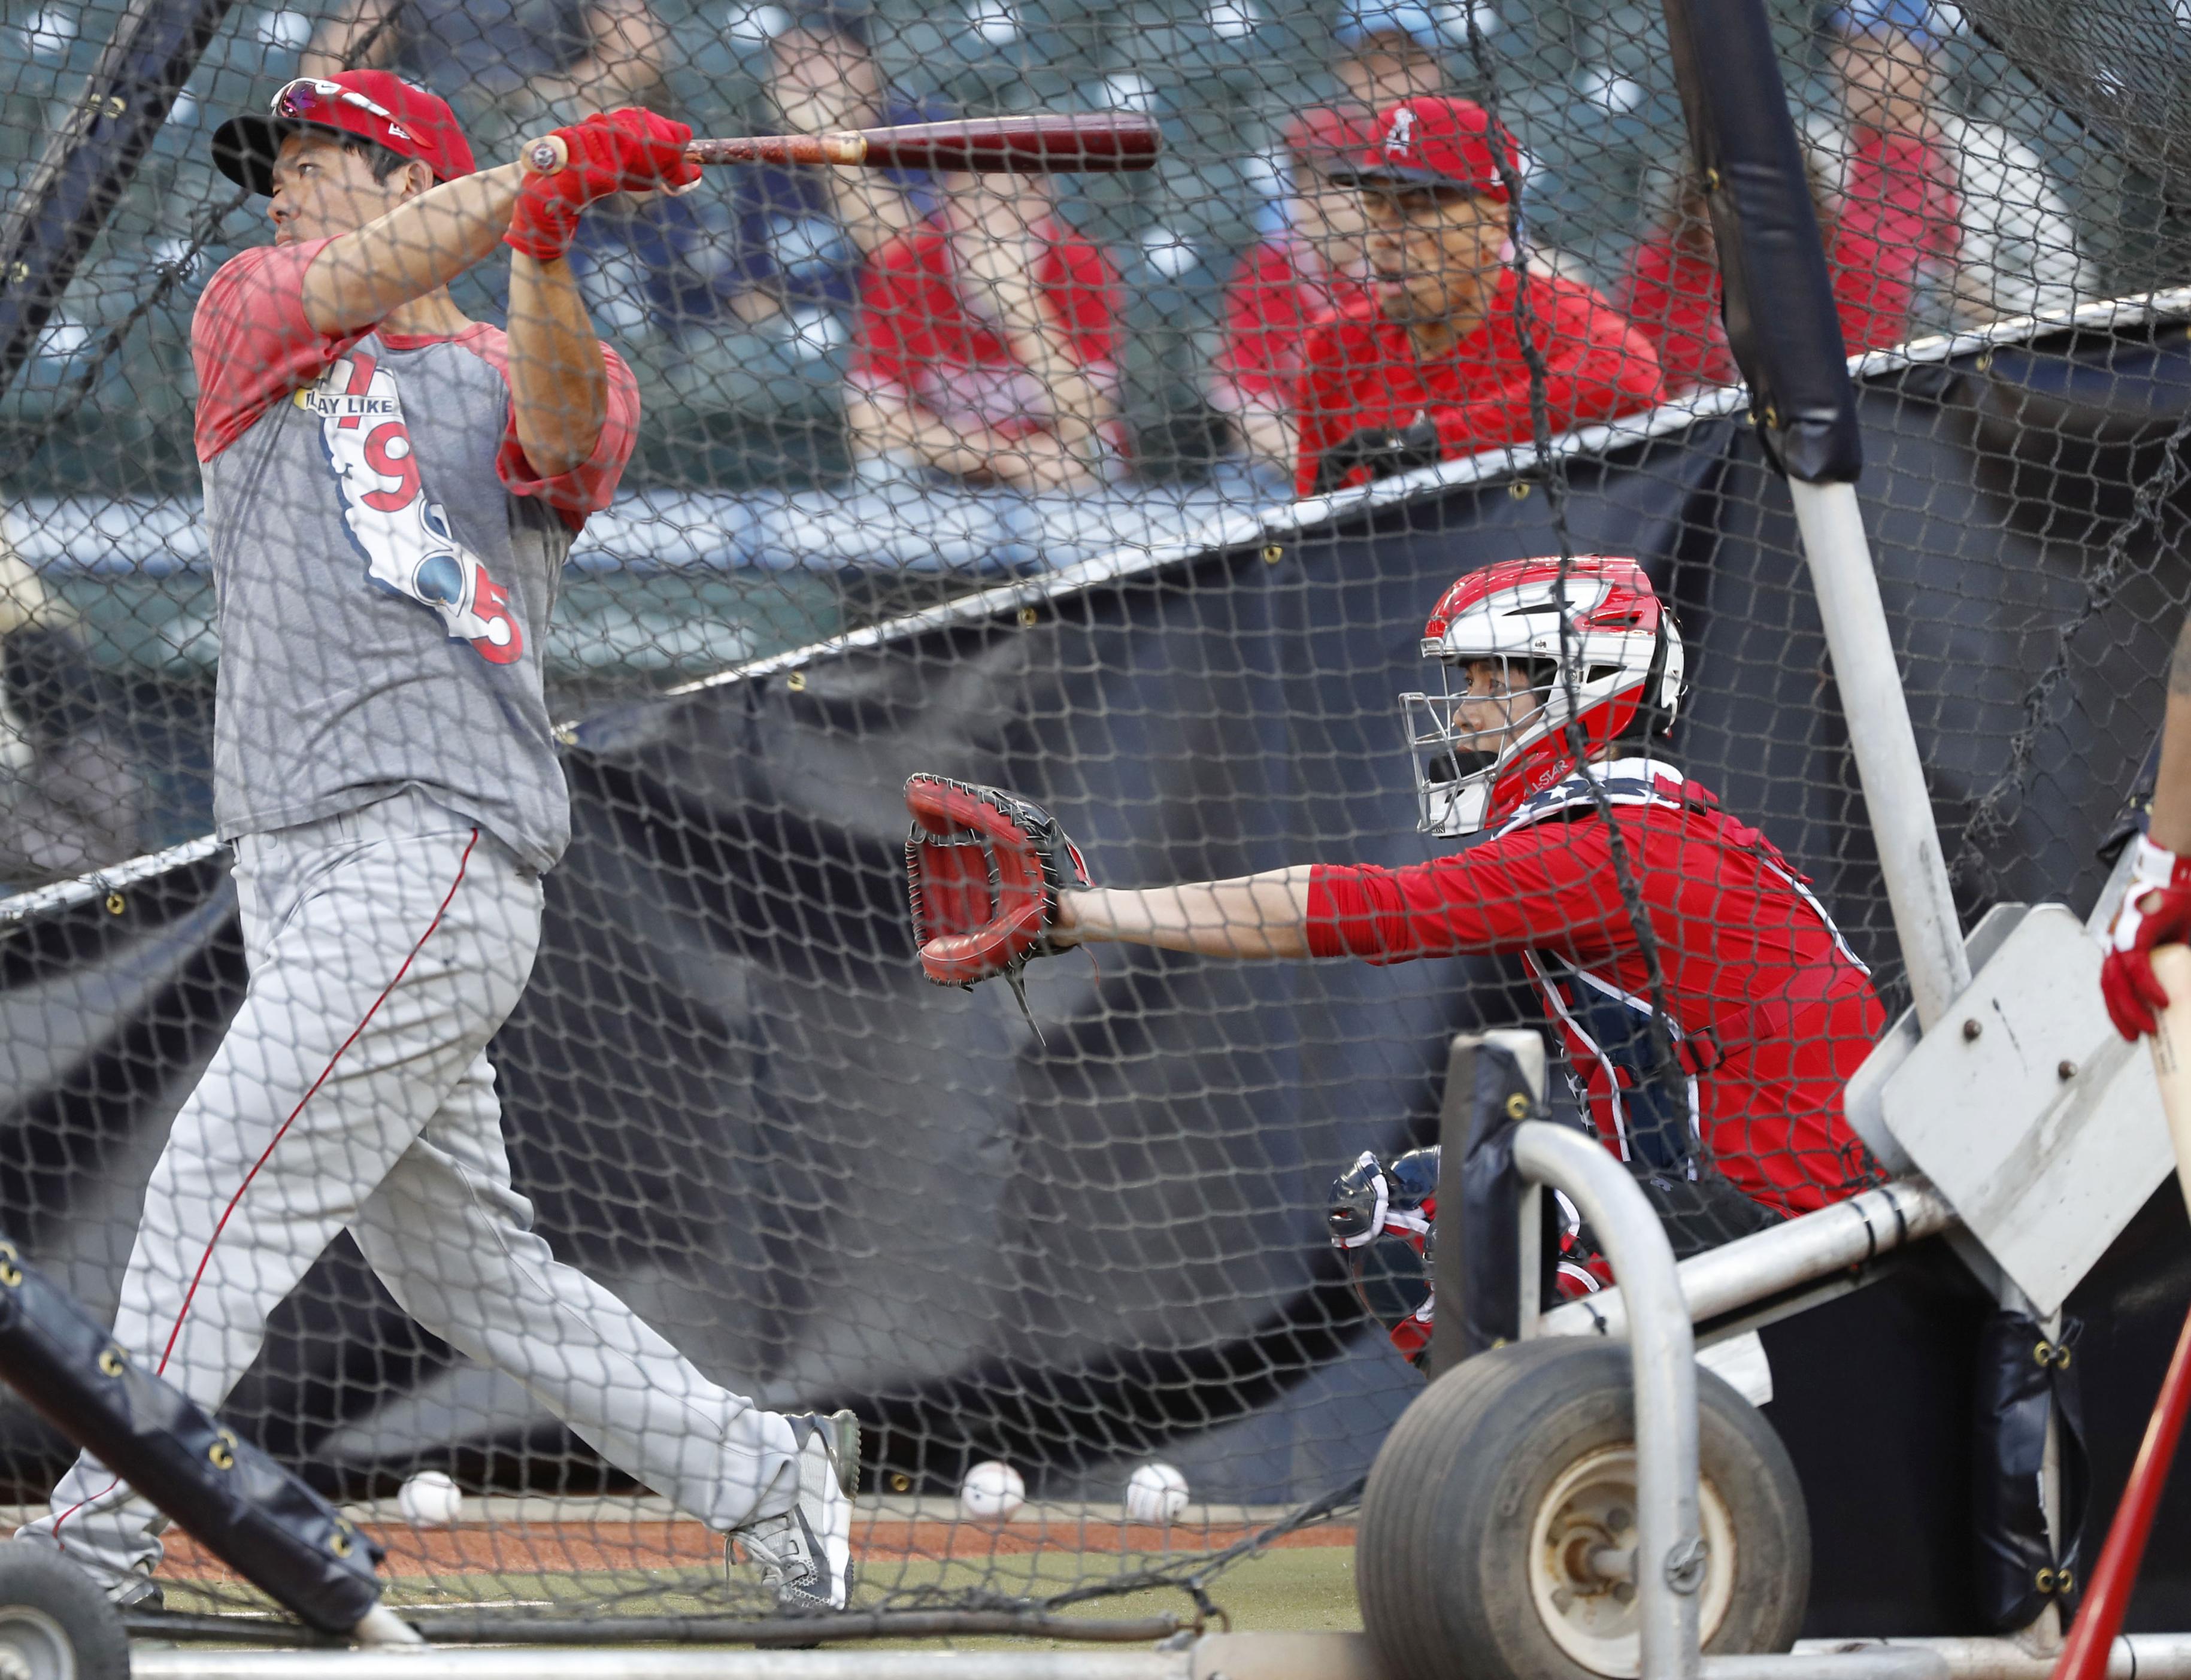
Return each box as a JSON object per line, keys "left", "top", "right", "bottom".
{"left": 1786, "top": 479, "right": 1971, "bottom": 1030}
{"left": 1784, "top": 485, "right": 2063, "bottom": 1636}
{"left": 1788, "top": 472, "right": 2069, "bottom": 1639}
{"left": 1513, "top": 1120, "right": 1702, "bottom": 1680}
{"left": 1535, "top": 1178, "right": 1956, "bottom": 1340}
{"left": 1704, "top": 1654, "right": 1951, "bottom": 1680}
{"left": 1792, "top": 1637, "right": 2191, "bottom": 1680}
{"left": 121, "top": 1628, "right": 2191, "bottom": 1680}
{"left": 129, "top": 1652, "right": 1193, "bottom": 1680}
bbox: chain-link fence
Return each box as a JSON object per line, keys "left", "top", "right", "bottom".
{"left": 0, "top": 0, "right": 2185, "bottom": 1642}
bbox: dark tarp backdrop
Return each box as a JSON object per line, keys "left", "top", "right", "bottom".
{"left": 3, "top": 311, "right": 2190, "bottom": 1633}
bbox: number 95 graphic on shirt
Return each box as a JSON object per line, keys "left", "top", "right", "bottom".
{"left": 308, "top": 353, "right": 526, "bottom": 665}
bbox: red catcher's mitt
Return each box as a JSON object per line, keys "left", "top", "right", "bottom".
{"left": 905, "top": 775, "right": 1090, "bottom": 988}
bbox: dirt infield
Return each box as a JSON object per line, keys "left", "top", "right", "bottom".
{"left": 157, "top": 1515, "right": 1356, "bottom": 1583}
{"left": 138, "top": 1504, "right": 1366, "bottom": 1637}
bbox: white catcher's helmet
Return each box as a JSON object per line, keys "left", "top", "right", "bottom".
{"left": 1400, "top": 555, "right": 1686, "bottom": 836}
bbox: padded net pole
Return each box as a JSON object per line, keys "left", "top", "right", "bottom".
{"left": 1787, "top": 480, "right": 1972, "bottom": 1030}
{"left": 1656, "top": 0, "right": 1972, "bottom": 1024}
{"left": 0, "top": 0, "right": 238, "bottom": 399}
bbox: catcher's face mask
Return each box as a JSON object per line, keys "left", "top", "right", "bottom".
{"left": 1401, "top": 657, "right": 1550, "bottom": 837}
{"left": 1403, "top": 556, "right": 1685, "bottom": 837}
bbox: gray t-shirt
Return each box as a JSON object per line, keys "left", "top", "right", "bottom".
{"left": 192, "top": 237, "right": 639, "bottom": 872}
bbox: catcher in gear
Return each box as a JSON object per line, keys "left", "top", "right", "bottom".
{"left": 905, "top": 556, "right": 1884, "bottom": 1217}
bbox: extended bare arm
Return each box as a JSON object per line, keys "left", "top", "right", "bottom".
{"left": 1054, "top": 869, "right": 1319, "bottom": 960}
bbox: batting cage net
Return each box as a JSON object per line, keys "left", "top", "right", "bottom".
{"left": 0, "top": 0, "right": 2184, "bottom": 1643}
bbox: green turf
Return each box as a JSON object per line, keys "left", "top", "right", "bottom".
{"left": 1178, "top": 1546, "right": 1362, "bottom": 1634}
{"left": 858, "top": 1543, "right": 1365, "bottom": 1638}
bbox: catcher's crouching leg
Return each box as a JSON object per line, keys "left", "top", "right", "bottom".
{"left": 1325, "top": 1145, "right": 1615, "bottom": 1370}
{"left": 1327, "top": 1148, "right": 1442, "bottom": 1369}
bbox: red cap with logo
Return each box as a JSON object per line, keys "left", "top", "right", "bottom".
{"left": 1327, "top": 96, "right": 1517, "bottom": 201}
{"left": 213, "top": 71, "right": 475, "bottom": 197}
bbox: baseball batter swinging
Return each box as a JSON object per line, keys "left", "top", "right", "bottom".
{"left": 16, "top": 70, "right": 857, "bottom": 1614}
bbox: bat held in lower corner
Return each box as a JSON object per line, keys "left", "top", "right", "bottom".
{"left": 2050, "top": 942, "right": 2191, "bottom": 1680}
{"left": 523, "top": 114, "right": 1161, "bottom": 177}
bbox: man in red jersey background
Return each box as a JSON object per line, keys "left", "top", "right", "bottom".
{"left": 1210, "top": 107, "right": 1377, "bottom": 473}
{"left": 1298, "top": 96, "right": 1666, "bottom": 498}
{"left": 848, "top": 168, "right": 1125, "bottom": 490}
{"left": 1807, "top": 0, "right": 2085, "bottom": 350}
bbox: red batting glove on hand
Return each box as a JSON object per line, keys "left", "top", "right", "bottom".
{"left": 2101, "top": 833, "right": 2191, "bottom": 1039}
{"left": 594, "top": 107, "right": 700, "bottom": 195}
{"left": 505, "top": 109, "right": 699, "bottom": 262}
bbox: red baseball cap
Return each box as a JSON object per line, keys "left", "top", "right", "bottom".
{"left": 1283, "top": 107, "right": 1380, "bottom": 172}
{"left": 213, "top": 71, "right": 475, "bottom": 196}
{"left": 1327, "top": 96, "right": 1517, "bottom": 201}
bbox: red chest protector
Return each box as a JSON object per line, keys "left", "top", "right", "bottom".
{"left": 1491, "top": 756, "right": 1869, "bottom": 1173}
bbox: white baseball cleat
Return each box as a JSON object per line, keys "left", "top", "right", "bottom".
{"left": 729, "top": 1409, "right": 859, "bottom": 1614}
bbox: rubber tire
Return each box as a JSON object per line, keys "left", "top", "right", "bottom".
{"left": 1357, "top": 1338, "right": 1810, "bottom": 1680}
{"left": 0, "top": 1544, "right": 131, "bottom": 1680}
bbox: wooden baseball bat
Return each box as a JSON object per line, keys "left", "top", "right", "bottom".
{"left": 523, "top": 114, "right": 1160, "bottom": 177}
{"left": 2153, "top": 944, "right": 2191, "bottom": 1220}
{"left": 2048, "top": 942, "right": 2191, "bottom": 1680}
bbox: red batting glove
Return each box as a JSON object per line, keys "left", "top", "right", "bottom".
{"left": 2101, "top": 833, "right": 2191, "bottom": 1039}
{"left": 505, "top": 109, "right": 699, "bottom": 262}
{"left": 593, "top": 107, "right": 700, "bottom": 195}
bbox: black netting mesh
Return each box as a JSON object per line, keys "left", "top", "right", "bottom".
{"left": 0, "top": 0, "right": 2183, "bottom": 1642}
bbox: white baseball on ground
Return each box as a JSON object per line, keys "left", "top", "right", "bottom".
{"left": 398, "top": 1469, "right": 464, "bottom": 1527}
{"left": 958, "top": 1460, "right": 1026, "bottom": 1520}
{"left": 1125, "top": 1461, "right": 1189, "bottom": 1523}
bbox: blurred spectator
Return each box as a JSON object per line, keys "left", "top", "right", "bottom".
{"left": 1619, "top": 168, "right": 1735, "bottom": 393}
{"left": 304, "top": 0, "right": 688, "bottom": 339}
{"left": 308, "top": 0, "right": 937, "bottom": 344}
{"left": 0, "top": 535, "right": 143, "bottom": 890}
{"left": 302, "top": 0, "right": 669, "bottom": 140}
{"left": 1211, "top": 108, "right": 1378, "bottom": 474}
{"left": 847, "top": 171, "right": 1126, "bottom": 491}
{"left": 1299, "top": 97, "right": 1665, "bottom": 498}
{"left": 1805, "top": 0, "right": 2087, "bottom": 349}
{"left": 693, "top": 5, "right": 936, "bottom": 333}
{"left": 1617, "top": 157, "right": 1836, "bottom": 394}
{"left": 1332, "top": 2, "right": 1448, "bottom": 115}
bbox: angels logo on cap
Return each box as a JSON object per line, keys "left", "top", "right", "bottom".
{"left": 1383, "top": 106, "right": 1419, "bottom": 159}
{"left": 1328, "top": 95, "right": 1517, "bottom": 202}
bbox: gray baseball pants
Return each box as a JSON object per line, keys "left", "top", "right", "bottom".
{"left": 17, "top": 790, "right": 798, "bottom": 1585}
